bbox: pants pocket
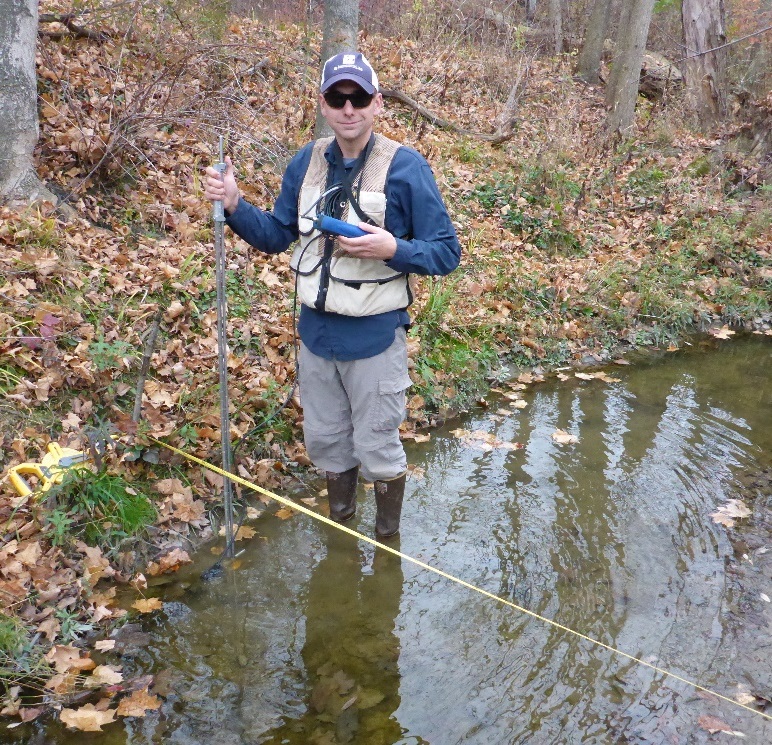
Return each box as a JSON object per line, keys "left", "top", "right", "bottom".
{"left": 371, "top": 374, "right": 413, "bottom": 432}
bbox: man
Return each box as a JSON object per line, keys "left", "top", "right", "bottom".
{"left": 204, "top": 52, "right": 460, "bottom": 538}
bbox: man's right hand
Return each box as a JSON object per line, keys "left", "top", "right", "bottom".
{"left": 203, "top": 156, "right": 239, "bottom": 214}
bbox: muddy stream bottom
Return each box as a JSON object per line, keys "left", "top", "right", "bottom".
{"left": 7, "top": 335, "right": 772, "bottom": 744}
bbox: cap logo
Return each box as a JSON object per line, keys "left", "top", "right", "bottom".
{"left": 321, "top": 52, "right": 378, "bottom": 92}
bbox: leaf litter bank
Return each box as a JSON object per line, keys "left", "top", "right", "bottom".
{"left": 1, "top": 4, "right": 771, "bottom": 731}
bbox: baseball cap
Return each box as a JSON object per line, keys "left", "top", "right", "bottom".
{"left": 320, "top": 52, "right": 379, "bottom": 94}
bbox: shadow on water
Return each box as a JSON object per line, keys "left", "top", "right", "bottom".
{"left": 5, "top": 336, "right": 772, "bottom": 744}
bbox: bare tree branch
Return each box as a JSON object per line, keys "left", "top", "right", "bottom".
{"left": 677, "top": 24, "right": 772, "bottom": 63}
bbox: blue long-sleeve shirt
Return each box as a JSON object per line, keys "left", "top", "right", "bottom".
{"left": 226, "top": 137, "right": 460, "bottom": 360}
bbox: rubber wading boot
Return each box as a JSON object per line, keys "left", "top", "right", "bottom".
{"left": 326, "top": 466, "right": 359, "bottom": 522}
{"left": 374, "top": 472, "right": 407, "bottom": 539}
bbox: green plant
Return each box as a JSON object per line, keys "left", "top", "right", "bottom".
{"left": 45, "top": 508, "right": 76, "bottom": 546}
{"left": 196, "top": 269, "right": 268, "bottom": 320}
{"left": 0, "top": 365, "right": 24, "bottom": 395}
{"left": 0, "top": 614, "right": 49, "bottom": 689}
{"left": 470, "top": 174, "right": 582, "bottom": 254}
{"left": 412, "top": 332, "right": 498, "bottom": 413}
{"left": 412, "top": 278, "right": 500, "bottom": 412}
{"left": 455, "top": 139, "right": 484, "bottom": 164}
{"left": 0, "top": 616, "right": 27, "bottom": 659}
{"left": 88, "top": 334, "right": 138, "bottom": 372}
{"left": 176, "top": 423, "right": 199, "bottom": 447}
{"left": 625, "top": 163, "right": 667, "bottom": 198}
{"left": 45, "top": 469, "right": 156, "bottom": 551}
{"left": 6, "top": 214, "right": 61, "bottom": 251}
{"left": 55, "top": 608, "right": 94, "bottom": 644}
{"left": 414, "top": 276, "right": 457, "bottom": 334}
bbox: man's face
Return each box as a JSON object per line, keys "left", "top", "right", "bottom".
{"left": 319, "top": 81, "right": 383, "bottom": 155}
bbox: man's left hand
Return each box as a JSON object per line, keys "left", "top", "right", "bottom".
{"left": 337, "top": 223, "right": 397, "bottom": 261}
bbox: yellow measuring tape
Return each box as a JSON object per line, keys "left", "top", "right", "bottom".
{"left": 151, "top": 438, "right": 772, "bottom": 723}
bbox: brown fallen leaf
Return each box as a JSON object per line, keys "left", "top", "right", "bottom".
{"left": 145, "top": 548, "right": 192, "bottom": 576}
{"left": 711, "top": 512, "right": 736, "bottom": 528}
{"left": 275, "top": 507, "right": 297, "bottom": 520}
{"left": 710, "top": 499, "right": 752, "bottom": 528}
{"left": 116, "top": 687, "right": 163, "bottom": 717}
{"left": 552, "top": 429, "right": 579, "bottom": 445}
{"left": 37, "top": 616, "right": 60, "bottom": 641}
{"left": 1, "top": 687, "right": 20, "bottom": 716}
{"left": 60, "top": 703, "right": 116, "bottom": 731}
{"left": 132, "top": 597, "right": 163, "bottom": 613}
{"left": 104, "top": 674, "right": 155, "bottom": 695}
{"left": 709, "top": 325, "right": 735, "bottom": 340}
{"left": 407, "top": 465, "right": 426, "bottom": 479}
{"left": 86, "top": 665, "right": 124, "bottom": 687}
{"left": 594, "top": 372, "right": 621, "bottom": 383}
{"left": 235, "top": 525, "right": 256, "bottom": 540}
{"left": 45, "top": 645, "right": 96, "bottom": 674}
{"left": 45, "top": 672, "right": 78, "bottom": 695}
{"left": 450, "top": 428, "right": 522, "bottom": 451}
{"left": 18, "top": 706, "right": 44, "bottom": 722}
{"left": 697, "top": 714, "right": 744, "bottom": 736}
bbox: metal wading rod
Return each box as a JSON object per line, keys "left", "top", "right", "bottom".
{"left": 149, "top": 437, "right": 772, "bottom": 725}
{"left": 212, "top": 135, "right": 235, "bottom": 556}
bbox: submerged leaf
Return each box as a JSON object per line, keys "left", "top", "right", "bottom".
{"left": 132, "top": 598, "right": 163, "bottom": 613}
{"left": 552, "top": 429, "right": 579, "bottom": 445}
{"left": 60, "top": 704, "right": 116, "bottom": 731}
{"left": 116, "top": 688, "right": 162, "bottom": 717}
{"left": 710, "top": 499, "right": 752, "bottom": 527}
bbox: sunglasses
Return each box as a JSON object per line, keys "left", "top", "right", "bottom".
{"left": 323, "top": 89, "right": 375, "bottom": 109}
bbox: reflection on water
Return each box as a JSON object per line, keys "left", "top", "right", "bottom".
{"left": 260, "top": 532, "right": 404, "bottom": 744}
{"left": 5, "top": 336, "right": 771, "bottom": 744}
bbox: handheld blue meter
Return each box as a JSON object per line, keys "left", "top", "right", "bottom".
{"left": 315, "top": 215, "right": 368, "bottom": 238}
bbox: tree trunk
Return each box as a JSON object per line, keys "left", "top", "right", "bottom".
{"left": 315, "top": 0, "right": 359, "bottom": 138}
{"left": 525, "top": 0, "right": 537, "bottom": 24}
{"left": 0, "top": 0, "right": 53, "bottom": 204}
{"left": 605, "top": 0, "right": 656, "bottom": 135}
{"left": 681, "top": 0, "right": 727, "bottom": 126}
{"left": 576, "top": 0, "right": 613, "bottom": 84}
{"left": 548, "top": 0, "right": 563, "bottom": 54}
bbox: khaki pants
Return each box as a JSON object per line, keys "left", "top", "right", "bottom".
{"left": 299, "top": 327, "right": 412, "bottom": 482}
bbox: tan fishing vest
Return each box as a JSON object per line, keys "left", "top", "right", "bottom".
{"left": 290, "top": 134, "right": 412, "bottom": 317}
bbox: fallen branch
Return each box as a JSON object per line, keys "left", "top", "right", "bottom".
{"left": 132, "top": 306, "right": 164, "bottom": 424}
{"left": 38, "top": 13, "right": 114, "bottom": 43}
{"left": 382, "top": 56, "right": 531, "bottom": 144}
{"left": 381, "top": 88, "right": 515, "bottom": 145}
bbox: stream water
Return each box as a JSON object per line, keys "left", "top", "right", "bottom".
{"left": 7, "top": 335, "right": 772, "bottom": 744}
